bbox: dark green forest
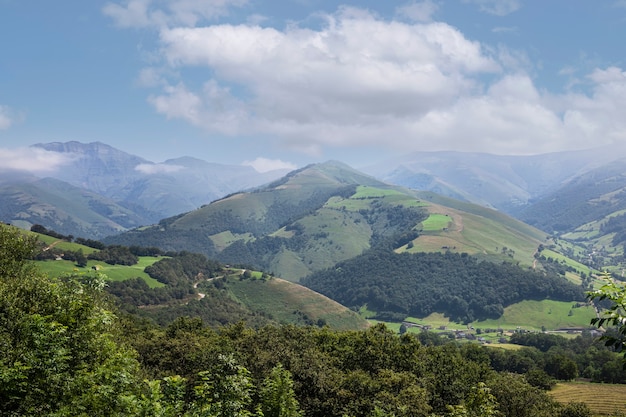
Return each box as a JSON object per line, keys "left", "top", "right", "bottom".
{"left": 302, "top": 250, "right": 584, "bottom": 323}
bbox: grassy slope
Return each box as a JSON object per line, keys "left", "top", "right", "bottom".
{"left": 34, "top": 234, "right": 99, "bottom": 254}
{"left": 26, "top": 231, "right": 164, "bottom": 287}
{"left": 35, "top": 257, "right": 164, "bottom": 288}
{"left": 225, "top": 276, "right": 369, "bottom": 330}
{"left": 400, "top": 201, "right": 546, "bottom": 268}
{"left": 399, "top": 299, "right": 595, "bottom": 332}
{"left": 550, "top": 382, "right": 626, "bottom": 416}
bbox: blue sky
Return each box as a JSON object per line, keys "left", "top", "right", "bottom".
{"left": 1, "top": 0, "right": 626, "bottom": 172}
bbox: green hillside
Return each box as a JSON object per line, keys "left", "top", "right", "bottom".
{"left": 1, "top": 177, "right": 154, "bottom": 238}
{"left": 107, "top": 162, "right": 554, "bottom": 281}
{"left": 218, "top": 275, "right": 369, "bottom": 330}
{"left": 20, "top": 226, "right": 365, "bottom": 330}
{"left": 103, "top": 162, "right": 596, "bottom": 328}
{"left": 35, "top": 257, "right": 164, "bottom": 288}
{"left": 516, "top": 159, "right": 626, "bottom": 275}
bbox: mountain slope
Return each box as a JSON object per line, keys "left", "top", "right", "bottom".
{"left": 302, "top": 250, "right": 583, "bottom": 323}
{"left": 107, "top": 161, "right": 551, "bottom": 282}
{"left": 30, "top": 141, "right": 290, "bottom": 219}
{"left": 0, "top": 177, "right": 152, "bottom": 238}
{"left": 0, "top": 141, "right": 292, "bottom": 239}
{"left": 364, "top": 147, "right": 626, "bottom": 214}
{"left": 516, "top": 158, "right": 626, "bottom": 270}
{"left": 25, "top": 225, "right": 368, "bottom": 330}
{"left": 518, "top": 158, "right": 626, "bottom": 233}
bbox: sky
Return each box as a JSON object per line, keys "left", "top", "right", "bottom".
{"left": 1, "top": 0, "right": 626, "bottom": 173}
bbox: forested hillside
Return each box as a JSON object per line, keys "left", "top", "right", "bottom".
{"left": 303, "top": 250, "right": 584, "bottom": 323}
{"left": 3, "top": 225, "right": 625, "bottom": 416}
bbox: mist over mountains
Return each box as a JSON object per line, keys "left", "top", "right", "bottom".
{"left": 0, "top": 141, "right": 289, "bottom": 238}
{"left": 2, "top": 140, "right": 626, "bottom": 246}
{"left": 363, "top": 145, "right": 626, "bottom": 214}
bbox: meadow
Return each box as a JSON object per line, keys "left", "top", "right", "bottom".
{"left": 224, "top": 276, "right": 369, "bottom": 330}
{"left": 386, "top": 299, "right": 595, "bottom": 334}
{"left": 33, "top": 234, "right": 99, "bottom": 254}
{"left": 36, "top": 256, "right": 165, "bottom": 288}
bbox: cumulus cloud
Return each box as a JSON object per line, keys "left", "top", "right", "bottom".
{"left": 242, "top": 157, "right": 297, "bottom": 173}
{"left": 0, "top": 148, "right": 76, "bottom": 173}
{"left": 148, "top": 8, "right": 500, "bottom": 150}
{"left": 108, "top": 3, "right": 626, "bottom": 156}
{"left": 135, "top": 163, "right": 185, "bottom": 174}
{"left": 103, "top": 0, "right": 247, "bottom": 28}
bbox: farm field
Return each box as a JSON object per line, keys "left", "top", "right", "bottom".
{"left": 420, "top": 214, "right": 452, "bottom": 232}
{"left": 550, "top": 382, "right": 626, "bottom": 416}
{"left": 35, "top": 256, "right": 165, "bottom": 288}
{"left": 393, "top": 299, "right": 595, "bottom": 334}
{"left": 473, "top": 299, "right": 595, "bottom": 331}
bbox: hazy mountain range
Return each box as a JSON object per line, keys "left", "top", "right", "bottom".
{"left": 364, "top": 145, "right": 626, "bottom": 214}
{"left": 0, "top": 141, "right": 289, "bottom": 238}
{"left": 2, "top": 140, "right": 626, "bottom": 249}
{"left": 7, "top": 140, "right": 626, "bottom": 326}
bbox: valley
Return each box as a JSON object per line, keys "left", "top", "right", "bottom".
{"left": 6, "top": 144, "right": 624, "bottom": 334}
{"left": 4, "top": 142, "right": 626, "bottom": 417}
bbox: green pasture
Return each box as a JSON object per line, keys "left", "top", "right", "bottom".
{"left": 268, "top": 250, "right": 311, "bottom": 281}
{"left": 404, "top": 235, "right": 475, "bottom": 254}
{"left": 210, "top": 231, "right": 254, "bottom": 251}
{"left": 324, "top": 197, "right": 372, "bottom": 211}
{"left": 386, "top": 299, "right": 595, "bottom": 333}
{"left": 31, "top": 234, "right": 99, "bottom": 254}
{"left": 420, "top": 214, "right": 452, "bottom": 232}
{"left": 35, "top": 256, "right": 164, "bottom": 288}
{"left": 474, "top": 299, "right": 595, "bottom": 331}
{"left": 405, "top": 209, "right": 542, "bottom": 268}
{"left": 461, "top": 214, "right": 541, "bottom": 267}
{"left": 284, "top": 208, "right": 371, "bottom": 277}
{"left": 324, "top": 191, "right": 425, "bottom": 212}
{"left": 226, "top": 277, "right": 368, "bottom": 330}
{"left": 541, "top": 248, "right": 594, "bottom": 276}
{"left": 352, "top": 185, "right": 405, "bottom": 199}
{"left": 550, "top": 382, "right": 626, "bottom": 416}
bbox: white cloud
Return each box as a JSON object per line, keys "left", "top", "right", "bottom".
{"left": 0, "top": 148, "right": 76, "bottom": 173}
{"left": 463, "top": 0, "right": 521, "bottom": 16}
{"left": 103, "top": 0, "right": 248, "bottom": 28}
{"left": 136, "top": 67, "right": 167, "bottom": 87}
{"left": 396, "top": 1, "right": 439, "bottom": 23}
{"left": 135, "top": 163, "right": 185, "bottom": 174}
{"left": 148, "top": 80, "right": 248, "bottom": 135}
{"left": 0, "top": 105, "right": 22, "bottom": 130}
{"left": 242, "top": 157, "right": 297, "bottom": 173}
{"left": 149, "top": 9, "right": 500, "bottom": 149}
{"left": 110, "top": 4, "right": 626, "bottom": 157}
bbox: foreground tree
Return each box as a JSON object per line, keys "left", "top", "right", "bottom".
{"left": 259, "top": 364, "right": 301, "bottom": 417}
{"left": 588, "top": 271, "right": 626, "bottom": 365}
{"left": 0, "top": 225, "right": 142, "bottom": 416}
